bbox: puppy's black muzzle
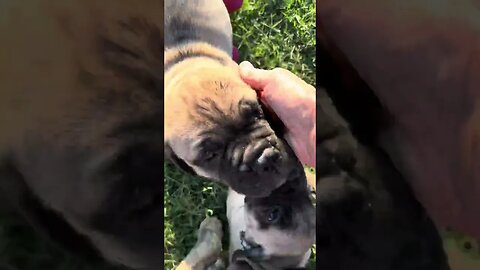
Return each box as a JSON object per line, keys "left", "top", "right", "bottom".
{"left": 221, "top": 105, "right": 302, "bottom": 197}
{"left": 225, "top": 136, "right": 299, "bottom": 197}
{"left": 254, "top": 146, "right": 281, "bottom": 173}
{"left": 239, "top": 138, "right": 281, "bottom": 174}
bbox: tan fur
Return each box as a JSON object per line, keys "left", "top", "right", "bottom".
{"left": 164, "top": 43, "right": 256, "bottom": 142}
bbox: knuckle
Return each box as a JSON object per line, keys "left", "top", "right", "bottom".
{"left": 271, "top": 68, "right": 289, "bottom": 80}
{"left": 272, "top": 67, "right": 287, "bottom": 74}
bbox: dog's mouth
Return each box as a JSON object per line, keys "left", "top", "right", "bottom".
{"left": 238, "top": 144, "right": 281, "bottom": 174}
{"left": 231, "top": 129, "right": 293, "bottom": 172}
{"left": 231, "top": 160, "right": 304, "bottom": 198}
{"left": 243, "top": 169, "right": 304, "bottom": 203}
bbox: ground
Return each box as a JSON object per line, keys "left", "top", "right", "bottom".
{"left": 0, "top": 0, "right": 316, "bottom": 269}
{"left": 165, "top": 0, "right": 316, "bottom": 270}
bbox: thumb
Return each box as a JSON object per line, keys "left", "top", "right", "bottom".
{"left": 239, "top": 61, "right": 273, "bottom": 91}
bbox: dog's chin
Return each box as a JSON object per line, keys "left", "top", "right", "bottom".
{"left": 227, "top": 175, "right": 286, "bottom": 198}
{"left": 228, "top": 157, "right": 302, "bottom": 198}
{"left": 228, "top": 168, "right": 302, "bottom": 198}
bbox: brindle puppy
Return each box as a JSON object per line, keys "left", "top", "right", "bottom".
{"left": 164, "top": 0, "right": 302, "bottom": 197}
{"left": 0, "top": 0, "right": 165, "bottom": 269}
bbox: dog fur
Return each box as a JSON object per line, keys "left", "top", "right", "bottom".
{"left": 164, "top": 0, "right": 303, "bottom": 198}
{"left": 227, "top": 174, "right": 315, "bottom": 270}
{"left": 314, "top": 87, "right": 450, "bottom": 269}
{"left": 0, "top": 0, "right": 165, "bottom": 269}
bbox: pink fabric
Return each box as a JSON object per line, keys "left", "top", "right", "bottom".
{"left": 223, "top": 0, "right": 242, "bottom": 61}
{"left": 224, "top": 0, "right": 243, "bottom": 13}
{"left": 232, "top": 46, "right": 240, "bottom": 62}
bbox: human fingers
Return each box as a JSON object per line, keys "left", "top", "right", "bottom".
{"left": 238, "top": 61, "right": 274, "bottom": 91}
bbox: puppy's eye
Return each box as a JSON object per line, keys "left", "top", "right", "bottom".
{"left": 252, "top": 107, "right": 263, "bottom": 119}
{"left": 266, "top": 207, "right": 282, "bottom": 224}
{"left": 240, "top": 100, "right": 263, "bottom": 119}
{"left": 196, "top": 138, "right": 222, "bottom": 163}
{"left": 204, "top": 150, "right": 217, "bottom": 162}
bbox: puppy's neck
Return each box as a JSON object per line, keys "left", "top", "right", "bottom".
{"left": 164, "top": 42, "right": 235, "bottom": 73}
{"left": 164, "top": 0, "right": 233, "bottom": 54}
{"left": 164, "top": 42, "right": 239, "bottom": 96}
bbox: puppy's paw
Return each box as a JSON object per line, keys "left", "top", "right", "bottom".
{"left": 198, "top": 216, "right": 223, "bottom": 241}
{"left": 185, "top": 217, "right": 224, "bottom": 269}
{"left": 206, "top": 258, "right": 226, "bottom": 270}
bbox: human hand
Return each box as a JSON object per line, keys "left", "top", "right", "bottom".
{"left": 239, "top": 61, "right": 316, "bottom": 167}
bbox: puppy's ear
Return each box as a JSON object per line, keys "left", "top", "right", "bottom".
{"left": 164, "top": 143, "right": 197, "bottom": 175}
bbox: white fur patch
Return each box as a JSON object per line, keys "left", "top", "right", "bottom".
{"left": 226, "top": 188, "right": 312, "bottom": 267}
{"left": 226, "top": 188, "right": 247, "bottom": 259}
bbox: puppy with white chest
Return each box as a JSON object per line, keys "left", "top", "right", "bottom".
{"left": 164, "top": 0, "right": 302, "bottom": 197}
{"left": 226, "top": 173, "right": 315, "bottom": 270}
{"left": 175, "top": 172, "right": 315, "bottom": 270}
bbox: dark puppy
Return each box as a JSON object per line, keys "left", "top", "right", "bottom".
{"left": 315, "top": 89, "right": 450, "bottom": 269}
{"left": 0, "top": 0, "right": 165, "bottom": 269}
{"left": 164, "top": 0, "right": 301, "bottom": 197}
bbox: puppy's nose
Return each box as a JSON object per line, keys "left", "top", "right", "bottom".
{"left": 255, "top": 148, "right": 280, "bottom": 173}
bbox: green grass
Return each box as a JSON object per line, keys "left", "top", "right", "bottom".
{"left": 164, "top": 0, "right": 316, "bottom": 269}
{"left": 0, "top": 1, "right": 316, "bottom": 269}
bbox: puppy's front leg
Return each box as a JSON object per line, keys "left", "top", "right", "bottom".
{"left": 176, "top": 217, "right": 224, "bottom": 270}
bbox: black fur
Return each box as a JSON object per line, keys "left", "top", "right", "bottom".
{"left": 245, "top": 173, "right": 311, "bottom": 232}
{"left": 164, "top": 48, "right": 227, "bottom": 71}
{"left": 314, "top": 86, "right": 450, "bottom": 269}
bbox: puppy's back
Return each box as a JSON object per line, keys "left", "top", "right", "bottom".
{"left": 164, "top": 0, "right": 232, "bottom": 54}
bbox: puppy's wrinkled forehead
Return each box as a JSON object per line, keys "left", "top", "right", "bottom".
{"left": 165, "top": 67, "right": 258, "bottom": 136}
